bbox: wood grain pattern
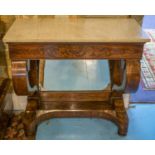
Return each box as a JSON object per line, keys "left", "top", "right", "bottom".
{"left": 9, "top": 43, "right": 144, "bottom": 60}
{"left": 40, "top": 90, "right": 110, "bottom": 102}
{"left": 25, "top": 95, "right": 128, "bottom": 137}
{"left": 109, "top": 60, "right": 125, "bottom": 86}
{"left": 26, "top": 108, "right": 120, "bottom": 136}
{"left": 3, "top": 16, "right": 148, "bottom": 138}
{"left": 9, "top": 41, "right": 143, "bottom": 137}
{"left": 28, "top": 60, "right": 39, "bottom": 88}
{"left": 24, "top": 90, "right": 128, "bottom": 137}
{"left": 39, "top": 60, "right": 45, "bottom": 87}
{"left": 11, "top": 61, "right": 29, "bottom": 95}
{"left": 125, "top": 59, "right": 141, "bottom": 93}
{"left": 113, "top": 98, "right": 128, "bottom": 135}
{"left": 41, "top": 101, "right": 113, "bottom": 110}
{"left": 11, "top": 60, "right": 39, "bottom": 95}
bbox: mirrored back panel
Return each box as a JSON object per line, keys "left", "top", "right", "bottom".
{"left": 39, "top": 60, "right": 111, "bottom": 91}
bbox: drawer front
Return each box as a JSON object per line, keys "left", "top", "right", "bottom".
{"left": 9, "top": 43, "right": 144, "bottom": 60}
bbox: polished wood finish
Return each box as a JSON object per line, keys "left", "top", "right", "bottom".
{"left": 11, "top": 61, "right": 29, "bottom": 95}
{"left": 28, "top": 60, "right": 39, "bottom": 88}
{"left": 4, "top": 17, "right": 149, "bottom": 139}
{"left": 114, "top": 98, "right": 128, "bottom": 135}
{"left": 40, "top": 90, "right": 110, "bottom": 102}
{"left": 25, "top": 91, "right": 128, "bottom": 136}
{"left": 9, "top": 43, "right": 143, "bottom": 60}
{"left": 11, "top": 60, "right": 39, "bottom": 95}
{"left": 126, "top": 59, "right": 141, "bottom": 93}
{"left": 41, "top": 101, "right": 113, "bottom": 110}
{"left": 39, "top": 60, "right": 45, "bottom": 86}
{"left": 8, "top": 42, "right": 144, "bottom": 138}
{"left": 109, "top": 60, "right": 125, "bottom": 86}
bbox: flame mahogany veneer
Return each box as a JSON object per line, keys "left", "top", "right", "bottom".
{"left": 8, "top": 42, "right": 144, "bottom": 138}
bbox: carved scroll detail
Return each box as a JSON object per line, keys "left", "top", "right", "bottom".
{"left": 109, "top": 60, "right": 125, "bottom": 87}
{"left": 12, "top": 61, "right": 29, "bottom": 95}
{"left": 125, "top": 59, "right": 141, "bottom": 93}
{"left": 12, "top": 60, "right": 38, "bottom": 95}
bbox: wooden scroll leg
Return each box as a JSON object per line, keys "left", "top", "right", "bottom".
{"left": 38, "top": 60, "right": 45, "bottom": 87}
{"left": 109, "top": 59, "right": 140, "bottom": 135}
{"left": 111, "top": 91, "right": 128, "bottom": 136}
{"left": 113, "top": 97, "right": 128, "bottom": 135}
{"left": 125, "top": 59, "right": 141, "bottom": 93}
{"left": 109, "top": 59, "right": 141, "bottom": 93}
{"left": 109, "top": 59, "right": 141, "bottom": 92}
{"left": 109, "top": 60, "right": 125, "bottom": 87}
{"left": 12, "top": 60, "right": 39, "bottom": 96}
{"left": 28, "top": 60, "right": 39, "bottom": 88}
{"left": 12, "top": 60, "right": 30, "bottom": 95}
{"left": 109, "top": 60, "right": 128, "bottom": 135}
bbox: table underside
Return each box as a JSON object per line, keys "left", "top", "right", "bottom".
{"left": 8, "top": 42, "right": 144, "bottom": 138}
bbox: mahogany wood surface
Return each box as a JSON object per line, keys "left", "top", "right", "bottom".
{"left": 126, "top": 59, "right": 141, "bottom": 93}
{"left": 26, "top": 92, "right": 128, "bottom": 136}
{"left": 109, "top": 60, "right": 125, "bottom": 86}
{"left": 9, "top": 43, "right": 143, "bottom": 60}
{"left": 8, "top": 41, "right": 144, "bottom": 138}
{"left": 40, "top": 90, "right": 110, "bottom": 102}
{"left": 28, "top": 60, "right": 39, "bottom": 88}
{"left": 3, "top": 16, "right": 150, "bottom": 139}
{"left": 11, "top": 61, "right": 30, "bottom": 95}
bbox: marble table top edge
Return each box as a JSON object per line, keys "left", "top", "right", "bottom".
{"left": 3, "top": 17, "right": 150, "bottom": 43}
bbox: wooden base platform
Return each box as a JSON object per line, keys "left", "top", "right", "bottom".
{"left": 25, "top": 91, "right": 128, "bottom": 138}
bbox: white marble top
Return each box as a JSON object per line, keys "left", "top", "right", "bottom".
{"left": 3, "top": 17, "right": 149, "bottom": 43}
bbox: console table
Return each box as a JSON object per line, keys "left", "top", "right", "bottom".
{"left": 3, "top": 17, "right": 149, "bottom": 138}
